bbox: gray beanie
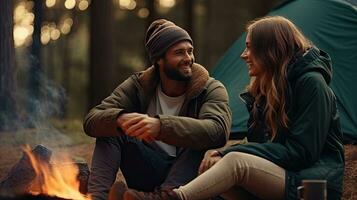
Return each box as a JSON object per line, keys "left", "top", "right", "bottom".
{"left": 145, "top": 19, "right": 193, "bottom": 63}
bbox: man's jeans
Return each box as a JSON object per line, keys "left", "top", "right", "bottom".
{"left": 88, "top": 135, "right": 204, "bottom": 200}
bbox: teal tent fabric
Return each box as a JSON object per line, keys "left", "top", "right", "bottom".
{"left": 211, "top": 0, "right": 357, "bottom": 141}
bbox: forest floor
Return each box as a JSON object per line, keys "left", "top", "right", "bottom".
{"left": 0, "top": 119, "right": 355, "bottom": 199}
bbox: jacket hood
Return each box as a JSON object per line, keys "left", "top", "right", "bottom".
{"left": 287, "top": 46, "right": 332, "bottom": 84}
{"left": 136, "top": 63, "right": 209, "bottom": 100}
{"left": 240, "top": 47, "right": 333, "bottom": 123}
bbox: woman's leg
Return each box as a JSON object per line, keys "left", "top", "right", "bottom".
{"left": 174, "top": 152, "right": 285, "bottom": 200}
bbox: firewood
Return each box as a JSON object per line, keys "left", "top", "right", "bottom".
{"left": 0, "top": 145, "right": 52, "bottom": 196}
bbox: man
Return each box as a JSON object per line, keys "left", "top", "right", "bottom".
{"left": 83, "top": 19, "right": 232, "bottom": 200}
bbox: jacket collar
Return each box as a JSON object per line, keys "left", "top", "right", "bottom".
{"left": 137, "top": 63, "right": 209, "bottom": 100}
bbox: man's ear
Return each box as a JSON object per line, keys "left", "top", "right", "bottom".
{"left": 157, "top": 58, "right": 164, "bottom": 67}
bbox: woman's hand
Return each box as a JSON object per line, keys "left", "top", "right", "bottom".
{"left": 198, "top": 150, "right": 222, "bottom": 174}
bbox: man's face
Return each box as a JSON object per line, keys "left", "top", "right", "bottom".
{"left": 158, "top": 41, "right": 194, "bottom": 81}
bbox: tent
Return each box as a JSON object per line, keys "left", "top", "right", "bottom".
{"left": 211, "top": 0, "right": 357, "bottom": 141}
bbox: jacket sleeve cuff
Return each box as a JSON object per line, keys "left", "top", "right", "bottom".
{"left": 115, "top": 109, "right": 129, "bottom": 135}
{"left": 217, "top": 150, "right": 226, "bottom": 157}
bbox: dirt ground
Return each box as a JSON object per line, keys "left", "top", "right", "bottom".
{"left": 0, "top": 129, "right": 356, "bottom": 199}
{"left": 344, "top": 144, "right": 357, "bottom": 200}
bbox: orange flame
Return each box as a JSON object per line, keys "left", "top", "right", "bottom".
{"left": 23, "top": 146, "right": 91, "bottom": 200}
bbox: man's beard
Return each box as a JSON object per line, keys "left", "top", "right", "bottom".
{"left": 163, "top": 60, "right": 193, "bottom": 81}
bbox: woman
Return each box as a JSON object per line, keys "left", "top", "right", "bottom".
{"left": 121, "top": 16, "right": 344, "bottom": 200}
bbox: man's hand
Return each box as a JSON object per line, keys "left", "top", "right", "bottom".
{"left": 117, "top": 113, "right": 160, "bottom": 142}
{"left": 198, "top": 150, "right": 222, "bottom": 174}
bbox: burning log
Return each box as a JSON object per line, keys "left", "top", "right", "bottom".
{"left": 48, "top": 161, "right": 90, "bottom": 195}
{"left": 0, "top": 194, "right": 70, "bottom": 200}
{"left": 76, "top": 162, "right": 89, "bottom": 195}
{"left": 0, "top": 145, "right": 52, "bottom": 196}
{"left": 0, "top": 145, "right": 90, "bottom": 199}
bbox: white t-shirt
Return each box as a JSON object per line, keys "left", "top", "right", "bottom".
{"left": 146, "top": 84, "right": 185, "bottom": 157}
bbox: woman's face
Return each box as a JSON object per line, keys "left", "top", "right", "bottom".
{"left": 241, "top": 34, "right": 262, "bottom": 77}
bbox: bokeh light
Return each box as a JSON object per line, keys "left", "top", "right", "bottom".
{"left": 60, "top": 18, "right": 73, "bottom": 34}
{"left": 119, "top": 0, "right": 131, "bottom": 7}
{"left": 41, "top": 25, "right": 51, "bottom": 45}
{"left": 118, "top": 0, "right": 137, "bottom": 10}
{"left": 46, "top": 0, "right": 56, "bottom": 8}
{"left": 65, "top": 0, "right": 76, "bottom": 9}
{"left": 14, "top": 25, "right": 29, "bottom": 47}
{"left": 50, "top": 28, "right": 61, "bottom": 40}
{"left": 14, "top": 3, "right": 26, "bottom": 24}
{"left": 78, "top": 0, "right": 89, "bottom": 11}
{"left": 13, "top": 2, "right": 34, "bottom": 47}
{"left": 158, "top": 0, "right": 175, "bottom": 8}
{"left": 137, "top": 8, "right": 149, "bottom": 18}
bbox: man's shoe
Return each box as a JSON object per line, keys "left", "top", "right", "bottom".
{"left": 123, "top": 188, "right": 179, "bottom": 200}
{"left": 109, "top": 181, "right": 128, "bottom": 200}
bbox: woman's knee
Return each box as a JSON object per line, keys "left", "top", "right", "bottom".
{"left": 222, "top": 152, "right": 253, "bottom": 165}
{"left": 220, "top": 152, "right": 252, "bottom": 172}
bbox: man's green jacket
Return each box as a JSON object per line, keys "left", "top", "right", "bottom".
{"left": 84, "top": 63, "right": 232, "bottom": 150}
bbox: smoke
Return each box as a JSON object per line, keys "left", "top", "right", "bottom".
{"left": 25, "top": 80, "right": 67, "bottom": 128}
{"left": 0, "top": 50, "right": 74, "bottom": 149}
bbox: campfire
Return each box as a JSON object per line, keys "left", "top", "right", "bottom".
{"left": 0, "top": 145, "right": 90, "bottom": 200}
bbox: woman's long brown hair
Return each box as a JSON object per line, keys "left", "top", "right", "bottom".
{"left": 246, "top": 16, "right": 311, "bottom": 139}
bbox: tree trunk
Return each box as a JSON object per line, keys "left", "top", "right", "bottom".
{"left": 60, "top": 37, "right": 70, "bottom": 119}
{"left": 143, "top": 0, "right": 156, "bottom": 65}
{"left": 89, "top": 0, "right": 117, "bottom": 109}
{"left": 146, "top": 0, "right": 157, "bottom": 28}
{"left": 0, "top": 0, "right": 17, "bottom": 131}
{"left": 60, "top": 10, "right": 77, "bottom": 118}
{"left": 28, "top": 0, "right": 43, "bottom": 122}
{"left": 184, "top": 0, "right": 194, "bottom": 41}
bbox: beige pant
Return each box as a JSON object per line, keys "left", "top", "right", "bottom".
{"left": 174, "top": 152, "right": 285, "bottom": 200}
